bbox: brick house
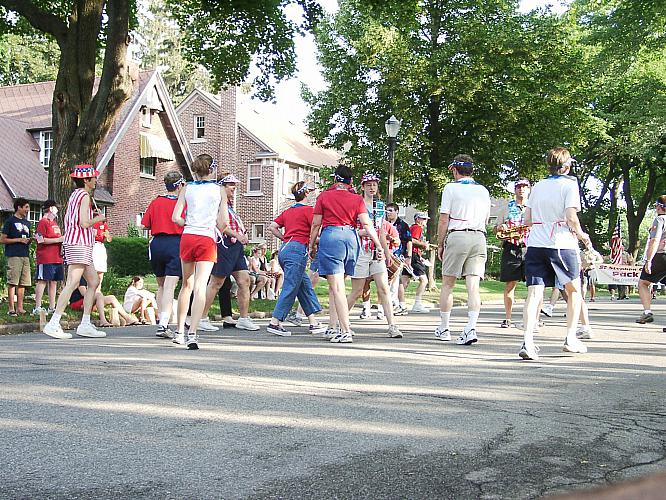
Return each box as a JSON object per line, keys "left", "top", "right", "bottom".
{"left": 176, "top": 88, "right": 339, "bottom": 248}
{"left": 0, "top": 69, "right": 193, "bottom": 234}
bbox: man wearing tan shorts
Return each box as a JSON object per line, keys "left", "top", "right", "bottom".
{"left": 435, "top": 155, "right": 491, "bottom": 345}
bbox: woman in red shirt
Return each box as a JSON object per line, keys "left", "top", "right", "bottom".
{"left": 267, "top": 181, "right": 326, "bottom": 336}
{"left": 309, "top": 164, "right": 382, "bottom": 343}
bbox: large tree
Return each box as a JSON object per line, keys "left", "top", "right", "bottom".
{"left": 304, "top": 0, "right": 597, "bottom": 239}
{"left": 0, "top": 0, "right": 322, "bottom": 206}
{"left": 0, "top": 32, "right": 59, "bottom": 85}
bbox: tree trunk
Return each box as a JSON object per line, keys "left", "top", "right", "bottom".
{"left": 622, "top": 161, "right": 657, "bottom": 256}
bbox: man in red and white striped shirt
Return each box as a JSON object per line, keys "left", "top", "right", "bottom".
{"left": 43, "top": 165, "right": 108, "bottom": 340}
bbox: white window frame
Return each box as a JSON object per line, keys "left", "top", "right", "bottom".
{"left": 141, "top": 107, "right": 152, "bottom": 128}
{"left": 194, "top": 115, "right": 205, "bottom": 139}
{"left": 140, "top": 156, "right": 157, "bottom": 178}
{"left": 137, "top": 211, "right": 149, "bottom": 238}
{"left": 284, "top": 166, "right": 299, "bottom": 195}
{"left": 251, "top": 223, "right": 265, "bottom": 242}
{"left": 28, "top": 203, "right": 42, "bottom": 225}
{"left": 247, "top": 163, "right": 261, "bottom": 193}
{"left": 39, "top": 130, "right": 53, "bottom": 167}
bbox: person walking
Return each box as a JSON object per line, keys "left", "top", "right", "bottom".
{"left": 435, "top": 155, "right": 491, "bottom": 345}
{"left": 404, "top": 213, "right": 431, "bottom": 313}
{"left": 33, "top": 199, "right": 64, "bottom": 315}
{"left": 635, "top": 195, "right": 666, "bottom": 324}
{"left": 495, "top": 179, "right": 530, "bottom": 328}
{"left": 309, "top": 164, "right": 382, "bottom": 344}
{"left": 518, "top": 148, "right": 592, "bottom": 360}
{"left": 385, "top": 202, "right": 412, "bottom": 316}
{"left": 43, "top": 165, "right": 108, "bottom": 339}
{"left": 172, "top": 154, "right": 229, "bottom": 349}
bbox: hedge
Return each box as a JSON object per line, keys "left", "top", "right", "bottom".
{"left": 106, "top": 237, "right": 152, "bottom": 277}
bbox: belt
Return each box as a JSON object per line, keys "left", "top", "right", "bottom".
{"left": 449, "top": 229, "right": 486, "bottom": 234}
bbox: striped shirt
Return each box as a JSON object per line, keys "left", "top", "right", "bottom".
{"left": 64, "top": 189, "right": 94, "bottom": 246}
{"left": 227, "top": 203, "right": 246, "bottom": 235}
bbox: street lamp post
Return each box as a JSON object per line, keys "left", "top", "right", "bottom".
{"left": 384, "top": 115, "right": 401, "bottom": 203}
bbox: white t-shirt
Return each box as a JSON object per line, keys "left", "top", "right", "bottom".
{"left": 439, "top": 180, "right": 491, "bottom": 231}
{"left": 526, "top": 176, "right": 580, "bottom": 249}
{"left": 183, "top": 181, "right": 222, "bottom": 240}
{"left": 123, "top": 286, "right": 139, "bottom": 312}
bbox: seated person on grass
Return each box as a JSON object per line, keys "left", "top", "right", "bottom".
{"left": 123, "top": 276, "right": 158, "bottom": 325}
{"left": 69, "top": 278, "right": 139, "bottom": 327}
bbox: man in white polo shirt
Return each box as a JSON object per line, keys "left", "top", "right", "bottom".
{"left": 435, "top": 154, "right": 491, "bottom": 345}
{"left": 519, "top": 147, "right": 592, "bottom": 360}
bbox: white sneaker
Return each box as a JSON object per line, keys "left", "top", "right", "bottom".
{"left": 434, "top": 327, "right": 451, "bottom": 341}
{"left": 576, "top": 327, "right": 593, "bottom": 340}
{"left": 563, "top": 337, "right": 588, "bottom": 353}
{"left": 198, "top": 318, "right": 219, "bottom": 332}
{"left": 359, "top": 308, "right": 371, "bottom": 320}
{"left": 186, "top": 334, "right": 199, "bottom": 350}
{"left": 43, "top": 322, "right": 72, "bottom": 340}
{"left": 323, "top": 327, "right": 338, "bottom": 339}
{"left": 376, "top": 310, "right": 386, "bottom": 321}
{"left": 308, "top": 323, "right": 328, "bottom": 335}
{"left": 237, "top": 317, "right": 260, "bottom": 331}
{"left": 32, "top": 306, "right": 46, "bottom": 315}
{"left": 456, "top": 328, "right": 478, "bottom": 345}
{"left": 387, "top": 325, "right": 403, "bottom": 338}
{"left": 519, "top": 343, "right": 540, "bottom": 360}
{"left": 76, "top": 323, "right": 106, "bottom": 338}
{"left": 172, "top": 333, "right": 186, "bottom": 345}
{"left": 222, "top": 316, "right": 237, "bottom": 326}
{"left": 266, "top": 323, "right": 291, "bottom": 336}
{"left": 330, "top": 331, "right": 353, "bottom": 343}
{"left": 411, "top": 303, "right": 430, "bottom": 313}
{"left": 541, "top": 304, "right": 553, "bottom": 317}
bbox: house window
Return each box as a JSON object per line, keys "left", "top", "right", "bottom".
{"left": 141, "top": 108, "right": 152, "bottom": 128}
{"left": 137, "top": 211, "right": 149, "bottom": 238}
{"left": 39, "top": 131, "right": 53, "bottom": 167}
{"left": 248, "top": 164, "right": 261, "bottom": 192}
{"left": 285, "top": 166, "right": 299, "bottom": 194}
{"left": 252, "top": 224, "right": 265, "bottom": 241}
{"left": 140, "top": 157, "right": 157, "bottom": 177}
{"left": 28, "top": 203, "right": 42, "bottom": 224}
{"left": 194, "top": 115, "right": 205, "bottom": 139}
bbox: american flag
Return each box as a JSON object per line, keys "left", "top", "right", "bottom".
{"left": 610, "top": 217, "right": 624, "bottom": 265}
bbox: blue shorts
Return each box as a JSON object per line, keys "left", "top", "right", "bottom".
{"left": 310, "top": 253, "right": 320, "bottom": 274}
{"left": 316, "top": 226, "right": 359, "bottom": 277}
{"left": 212, "top": 238, "right": 248, "bottom": 277}
{"left": 35, "top": 263, "right": 64, "bottom": 282}
{"left": 150, "top": 234, "right": 182, "bottom": 277}
{"left": 525, "top": 247, "right": 580, "bottom": 288}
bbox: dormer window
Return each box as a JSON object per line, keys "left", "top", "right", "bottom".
{"left": 195, "top": 115, "right": 205, "bottom": 139}
{"left": 39, "top": 130, "right": 53, "bottom": 167}
{"left": 141, "top": 107, "right": 152, "bottom": 128}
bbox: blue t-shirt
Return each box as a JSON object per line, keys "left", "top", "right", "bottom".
{"left": 2, "top": 215, "right": 31, "bottom": 257}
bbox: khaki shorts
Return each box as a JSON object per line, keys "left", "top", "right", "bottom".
{"left": 7, "top": 256, "right": 31, "bottom": 286}
{"left": 441, "top": 231, "right": 487, "bottom": 278}
{"left": 352, "top": 247, "right": 387, "bottom": 279}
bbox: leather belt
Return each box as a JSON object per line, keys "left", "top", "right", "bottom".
{"left": 449, "top": 229, "right": 486, "bottom": 234}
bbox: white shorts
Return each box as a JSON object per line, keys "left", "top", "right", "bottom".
{"left": 352, "top": 248, "right": 387, "bottom": 279}
{"left": 92, "top": 242, "right": 108, "bottom": 273}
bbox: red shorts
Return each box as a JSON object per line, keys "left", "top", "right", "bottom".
{"left": 70, "top": 298, "right": 84, "bottom": 311}
{"left": 180, "top": 234, "right": 217, "bottom": 262}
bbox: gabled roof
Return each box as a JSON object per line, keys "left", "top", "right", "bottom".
{"left": 0, "top": 115, "right": 48, "bottom": 210}
{"left": 177, "top": 88, "right": 339, "bottom": 168}
{"left": 0, "top": 80, "right": 54, "bottom": 130}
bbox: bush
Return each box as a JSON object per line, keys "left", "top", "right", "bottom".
{"left": 106, "top": 237, "right": 152, "bottom": 277}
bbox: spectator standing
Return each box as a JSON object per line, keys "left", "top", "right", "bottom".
{"left": 385, "top": 202, "right": 412, "bottom": 316}
{"left": 1, "top": 197, "right": 33, "bottom": 316}
{"left": 92, "top": 218, "right": 112, "bottom": 289}
{"left": 405, "top": 213, "right": 431, "bottom": 313}
{"left": 636, "top": 195, "right": 666, "bottom": 324}
{"left": 34, "top": 199, "right": 64, "bottom": 314}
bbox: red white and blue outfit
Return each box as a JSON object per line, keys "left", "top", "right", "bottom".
{"left": 63, "top": 188, "right": 95, "bottom": 265}
{"left": 142, "top": 194, "right": 184, "bottom": 277}
{"left": 180, "top": 181, "right": 220, "bottom": 263}
{"left": 212, "top": 201, "right": 249, "bottom": 276}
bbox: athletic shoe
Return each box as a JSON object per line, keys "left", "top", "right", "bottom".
{"left": 500, "top": 319, "right": 511, "bottom": 328}
{"left": 411, "top": 303, "right": 430, "bottom": 313}
{"left": 47, "top": 307, "right": 55, "bottom": 315}
{"left": 456, "top": 328, "right": 478, "bottom": 346}
{"left": 308, "top": 323, "right": 327, "bottom": 335}
{"left": 32, "top": 306, "right": 46, "bottom": 315}
{"left": 222, "top": 316, "right": 237, "bottom": 326}
{"left": 186, "top": 334, "right": 199, "bottom": 350}
{"left": 285, "top": 312, "right": 303, "bottom": 326}
{"left": 76, "top": 323, "right": 106, "bottom": 338}
{"left": 387, "top": 325, "right": 403, "bottom": 338}
{"left": 519, "top": 343, "right": 540, "bottom": 360}
{"left": 376, "top": 310, "right": 386, "bottom": 321}
{"left": 541, "top": 304, "right": 553, "bottom": 317}
{"left": 267, "top": 323, "right": 291, "bottom": 336}
{"left": 575, "top": 327, "right": 593, "bottom": 340}
{"left": 198, "top": 318, "right": 219, "bottom": 332}
{"left": 359, "top": 308, "right": 371, "bottom": 320}
{"left": 237, "top": 317, "right": 260, "bottom": 331}
{"left": 330, "top": 331, "right": 353, "bottom": 343}
{"left": 563, "top": 337, "right": 588, "bottom": 353}
{"left": 323, "top": 327, "right": 338, "bottom": 339}
{"left": 434, "top": 327, "right": 451, "bottom": 341}
{"left": 393, "top": 305, "right": 409, "bottom": 316}
{"left": 172, "top": 333, "right": 185, "bottom": 345}
{"left": 155, "top": 325, "right": 174, "bottom": 339}
{"left": 636, "top": 312, "right": 654, "bottom": 324}
{"left": 43, "top": 322, "right": 72, "bottom": 340}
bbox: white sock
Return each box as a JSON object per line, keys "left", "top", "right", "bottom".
{"left": 466, "top": 311, "right": 479, "bottom": 331}
{"left": 81, "top": 314, "right": 91, "bottom": 325}
{"left": 400, "top": 302, "right": 406, "bottom": 309}
{"left": 415, "top": 295, "right": 423, "bottom": 304}
{"left": 439, "top": 311, "right": 450, "bottom": 330}
{"left": 159, "top": 312, "right": 170, "bottom": 327}
{"left": 362, "top": 300, "right": 371, "bottom": 311}
{"left": 377, "top": 304, "right": 384, "bottom": 314}
{"left": 580, "top": 325, "right": 590, "bottom": 332}
{"left": 50, "top": 312, "right": 62, "bottom": 325}
{"left": 645, "top": 309, "right": 652, "bottom": 315}
{"left": 524, "top": 330, "right": 535, "bottom": 349}
{"left": 566, "top": 327, "right": 577, "bottom": 343}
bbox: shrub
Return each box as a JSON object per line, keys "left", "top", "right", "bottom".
{"left": 106, "top": 237, "right": 152, "bottom": 277}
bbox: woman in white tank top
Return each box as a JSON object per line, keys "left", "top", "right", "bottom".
{"left": 171, "top": 154, "right": 228, "bottom": 350}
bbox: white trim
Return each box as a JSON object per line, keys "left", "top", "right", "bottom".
{"left": 247, "top": 162, "right": 262, "bottom": 194}
{"left": 242, "top": 192, "right": 264, "bottom": 197}
{"left": 194, "top": 115, "right": 205, "bottom": 139}
{"left": 189, "top": 139, "right": 207, "bottom": 144}
{"left": 238, "top": 123, "right": 273, "bottom": 153}
{"left": 175, "top": 88, "right": 221, "bottom": 114}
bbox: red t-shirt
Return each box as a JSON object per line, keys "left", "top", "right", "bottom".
{"left": 93, "top": 221, "right": 109, "bottom": 242}
{"left": 410, "top": 223, "right": 424, "bottom": 255}
{"left": 141, "top": 195, "right": 184, "bottom": 236}
{"left": 36, "top": 217, "right": 63, "bottom": 264}
{"left": 274, "top": 204, "right": 313, "bottom": 246}
{"left": 385, "top": 220, "right": 399, "bottom": 251}
{"left": 314, "top": 189, "right": 367, "bottom": 228}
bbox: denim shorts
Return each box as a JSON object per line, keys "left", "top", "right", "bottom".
{"left": 316, "top": 226, "right": 359, "bottom": 277}
{"left": 212, "top": 238, "right": 248, "bottom": 277}
{"left": 525, "top": 247, "right": 580, "bottom": 287}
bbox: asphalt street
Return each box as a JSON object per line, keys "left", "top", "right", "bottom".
{"left": 1, "top": 298, "right": 665, "bottom": 499}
